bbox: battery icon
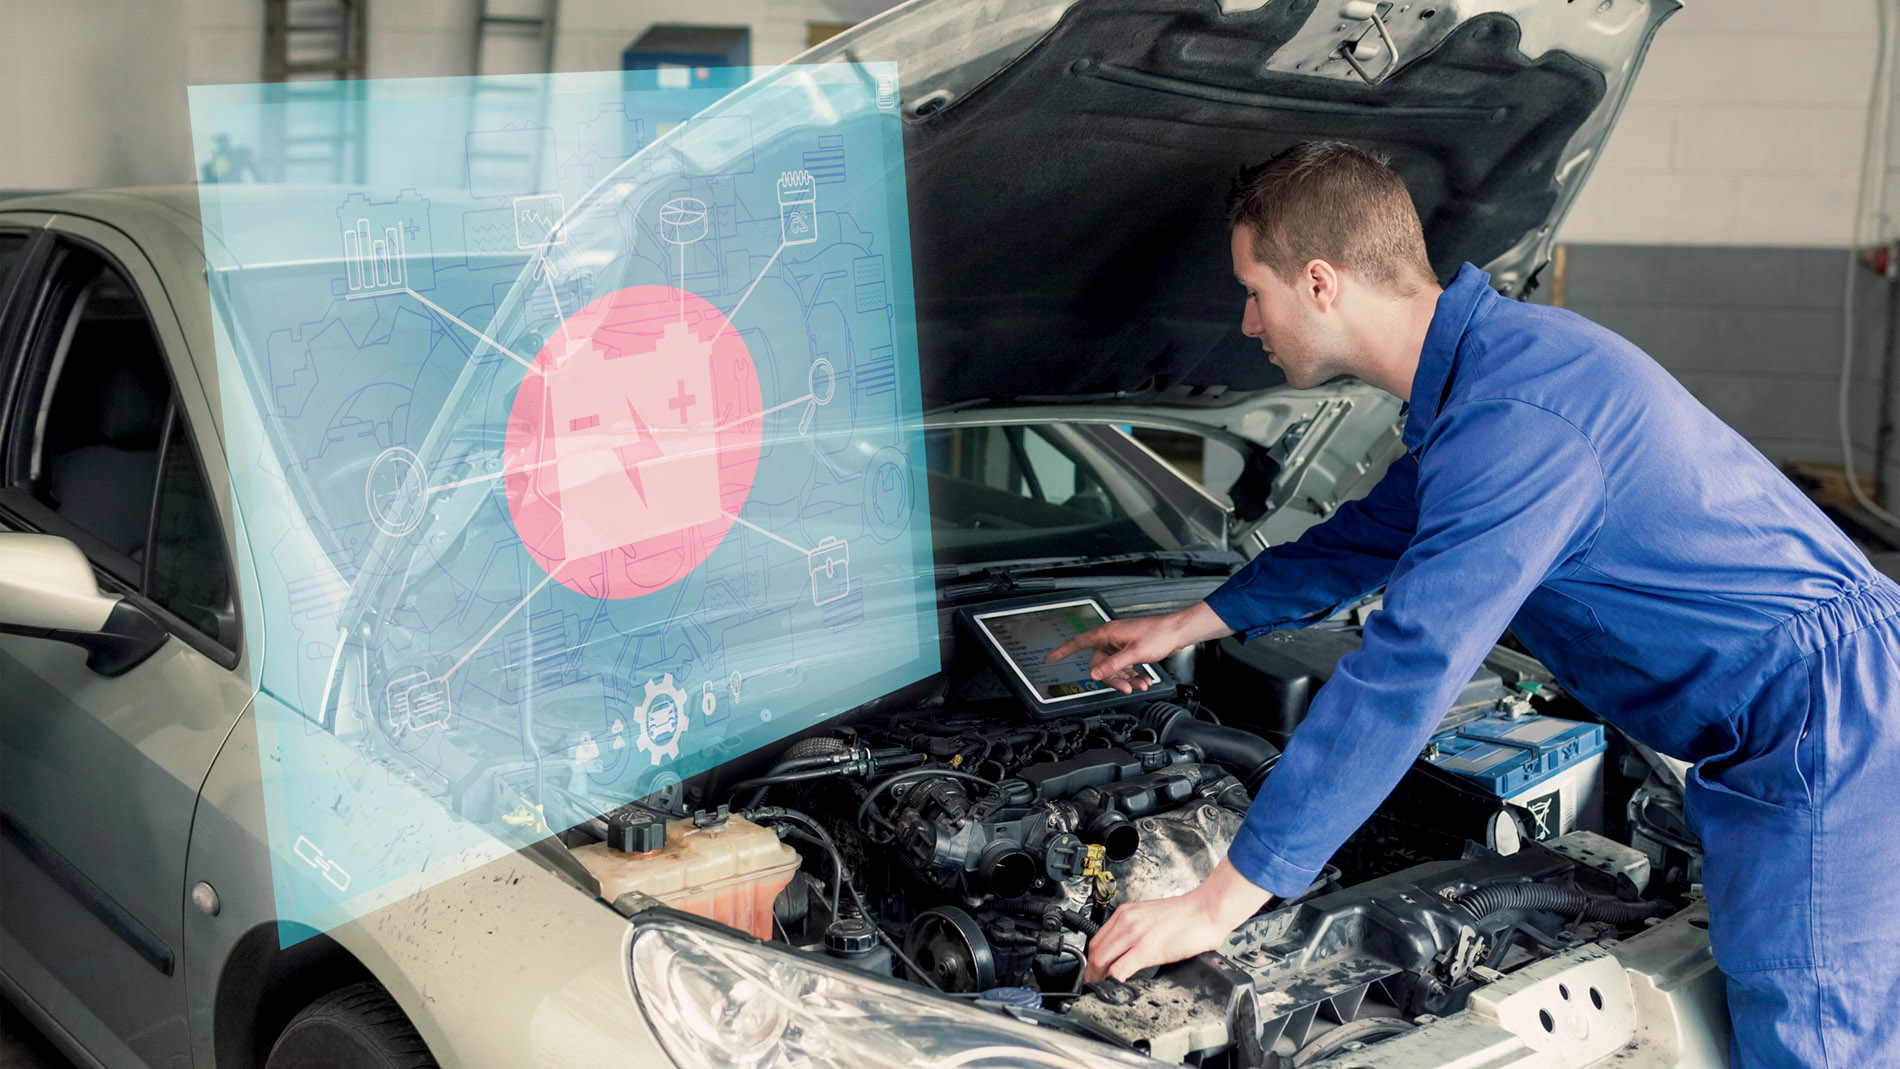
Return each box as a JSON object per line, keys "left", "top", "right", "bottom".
{"left": 875, "top": 72, "right": 898, "bottom": 110}
{"left": 777, "top": 170, "right": 818, "bottom": 246}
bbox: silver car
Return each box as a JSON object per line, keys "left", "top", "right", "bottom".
{"left": 1, "top": 0, "right": 1728, "bottom": 1066}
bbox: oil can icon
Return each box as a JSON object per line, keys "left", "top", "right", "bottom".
{"left": 777, "top": 170, "right": 817, "bottom": 246}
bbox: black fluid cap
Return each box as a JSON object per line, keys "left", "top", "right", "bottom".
{"left": 1129, "top": 741, "right": 1166, "bottom": 771}
{"left": 603, "top": 803, "right": 668, "bottom": 853}
{"left": 826, "top": 915, "right": 880, "bottom": 956}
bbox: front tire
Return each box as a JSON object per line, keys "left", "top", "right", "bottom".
{"left": 264, "top": 981, "right": 438, "bottom": 1069}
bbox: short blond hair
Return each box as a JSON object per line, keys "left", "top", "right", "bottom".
{"left": 1226, "top": 141, "right": 1436, "bottom": 294}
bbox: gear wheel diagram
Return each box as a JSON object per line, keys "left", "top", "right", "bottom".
{"left": 636, "top": 674, "right": 690, "bottom": 764}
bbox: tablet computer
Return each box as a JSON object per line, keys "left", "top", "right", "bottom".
{"left": 958, "top": 594, "right": 1172, "bottom": 717}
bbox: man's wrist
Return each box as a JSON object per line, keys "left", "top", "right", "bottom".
{"left": 1192, "top": 857, "right": 1275, "bottom": 931}
{"left": 1169, "top": 601, "right": 1238, "bottom": 649}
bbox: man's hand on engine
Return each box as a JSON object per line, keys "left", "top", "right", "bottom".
{"left": 1083, "top": 858, "right": 1275, "bottom": 984}
{"left": 1046, "top": 601, "right": 1238, "bottom": 694}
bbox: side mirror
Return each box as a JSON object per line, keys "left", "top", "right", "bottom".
{"left": 0, "top": 533, "right": 168, "bottom": 676}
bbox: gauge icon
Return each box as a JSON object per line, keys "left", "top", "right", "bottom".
{"left": 366, "top": 446, "right": 428, "bottom": 536}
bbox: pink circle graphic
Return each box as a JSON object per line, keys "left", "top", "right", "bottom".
{"left": 503, "top": 284, "right": 763, "bottom": 599}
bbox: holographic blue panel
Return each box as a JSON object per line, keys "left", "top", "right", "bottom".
{"left": 187, "top": 65, "right": 935, "bottom": 940}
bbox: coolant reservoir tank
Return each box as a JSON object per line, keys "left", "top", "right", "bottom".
{"left": 571, "top": 811, "right": 800, "bottom": 939}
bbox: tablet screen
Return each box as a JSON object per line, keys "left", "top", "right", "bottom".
{"left": 971, "top": 598, "right": 1159, "bottom": 704}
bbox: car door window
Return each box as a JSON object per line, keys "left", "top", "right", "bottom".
{"left": 147, "top": 410, "right": 238, "bottom": 652}
{"left": 1126, "top": 426, "right": 1243, "bottom": 498}
{"left": 1, "top": 240, "right": 237, "bottom": 658}
{"left": 933, "top": 424, "right": 1111, "bottom": 509}
{"left": 28, "top": 256, "right": 171, "bottom": 575}
{"left": 922, "top": 422, "right": 1204, "bottom": 565}
{"left": 0, "top": 232, "right": 27, "bottom": 289}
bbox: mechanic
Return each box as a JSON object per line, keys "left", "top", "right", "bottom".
{"left": 1050, "top": 141, "right": 1900, "bottom": 1067}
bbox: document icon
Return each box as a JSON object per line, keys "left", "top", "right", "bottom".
{"left": 777, "top": 170, "right": 818, "bottom": 246}
{"left": 808, "top": 536, "right": 850, "bottom": 607}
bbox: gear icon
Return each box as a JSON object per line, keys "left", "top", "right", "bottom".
{"left": 636, "top": 674, "right": 690, "bottom": 764}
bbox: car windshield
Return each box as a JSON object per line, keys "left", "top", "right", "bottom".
{"left": 923, "top": 421, "right": 1208, "bottom": 565}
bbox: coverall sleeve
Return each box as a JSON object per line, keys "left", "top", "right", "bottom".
{"left": 1225, "top": 399, "right": 1606, "bottom": 897}
{"left": 1204, "top": 453, "right": 1421, "bottom": 637}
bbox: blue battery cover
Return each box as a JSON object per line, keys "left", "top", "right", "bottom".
{"left": 1424, "top": 711, "right": 1606, "bottom": 798}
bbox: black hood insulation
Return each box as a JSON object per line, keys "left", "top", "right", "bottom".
{"left": 899, "top": 0, "right": 1607, "bottom": 408}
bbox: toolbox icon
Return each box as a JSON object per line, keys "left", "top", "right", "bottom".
{"left": 808, "top": 536, "right": 851, "bottom": 606}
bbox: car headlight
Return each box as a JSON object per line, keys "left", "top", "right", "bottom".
{"left": 629, "top": 919, "right": 1165, "bottom": 1069}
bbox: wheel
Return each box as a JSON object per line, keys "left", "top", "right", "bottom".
{"left": 264, "top": 981, "right": 439, "bottom": 1069}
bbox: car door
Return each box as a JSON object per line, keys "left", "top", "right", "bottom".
{"left": 0, "top": 212, "right": 255, "bottom": 1068}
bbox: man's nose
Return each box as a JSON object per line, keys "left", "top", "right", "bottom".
{"left": 1241, "top": 302, "right": 1261, "bottom": 338}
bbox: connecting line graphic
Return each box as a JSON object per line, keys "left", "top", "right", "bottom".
{"left": 713, "top": 391, "right": 812, "bottom": 433}
{"left": 442, "top": 561, "right": 568, "bottom": 681}
{"left": 710, "top": 241, "right": 787, "bottom": 346}
{"left": 346, "top": 286, "right": 540, "bottom": 375}
{"left": 541, "top": 264, "right": 571, "bottom": 350}
{"left": 723, "top": 511, "right": 811, "bottom": 555}
{"left": 426, "top": 456, "right": 559, "bottom": 495}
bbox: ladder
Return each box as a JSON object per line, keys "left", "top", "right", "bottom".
{"left": 260, "top": 0, "right": 370, "bottom": 184}
{"left": 466, "top": 0, "right": 561, "bottom": 200}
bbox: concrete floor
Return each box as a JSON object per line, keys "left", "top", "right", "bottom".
{"left": 1, "top": 999, "right": 76, "bottom": 1069}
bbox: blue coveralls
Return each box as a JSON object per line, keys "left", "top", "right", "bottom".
{"left": 1204, "top": 263, "right": 1900, "bottom": 1067}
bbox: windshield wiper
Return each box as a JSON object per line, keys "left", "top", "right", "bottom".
{"left": 933, "top": 547, "right": 1243, "bottom": 584}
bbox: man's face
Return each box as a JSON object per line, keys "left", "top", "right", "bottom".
{"left": 1231, "top": 227, "right": 1355, "bottom": 389}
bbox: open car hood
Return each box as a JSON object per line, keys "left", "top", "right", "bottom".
{"left": 805, "top": 0, "right": 1679, "bottom": 410}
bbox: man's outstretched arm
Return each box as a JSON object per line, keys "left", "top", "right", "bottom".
{"left": 1088, "top": 400, "right": 1606, "bottom": 979}
{"left": 1046, "top": 601, "right": 1236, "bottom": 694}
{"left": 1050, "top": 456, "right": 1424, "bottom": 694}
{"left": 1205, "top": 453, "right": 1421, "bottom": 637}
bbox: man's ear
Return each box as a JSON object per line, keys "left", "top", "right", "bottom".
{"left": 1305, "top": 259, "right": 1343, "bottom": 310}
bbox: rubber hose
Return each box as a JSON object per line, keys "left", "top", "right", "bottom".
{"left": 1455, "top": 882, "right": 1671, "bottom": 925}
{"left": 783, "top": 736, "right": 850, "bottom": 762}
{"left": 1061, "top": 909, "right": 1100, "bottom": 936}
{"left": 1140, "top": 701, "right": 1281, "bottom": 792}
{"left": 740, "top": 742, "right": 915, "bottom": 809}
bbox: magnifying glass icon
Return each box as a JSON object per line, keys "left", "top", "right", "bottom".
{"left": 798, "top": 357, "right": 835, "bottom": 435}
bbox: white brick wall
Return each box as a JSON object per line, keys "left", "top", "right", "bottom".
{"left": 1561, "top": 0, "right": 1900, "bottom": 246}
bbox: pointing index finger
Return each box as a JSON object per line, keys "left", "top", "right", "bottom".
{"left": 1046, "top": 627, "right": 1100, "bottom": 663}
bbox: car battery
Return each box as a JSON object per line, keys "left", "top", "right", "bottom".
{"left": 1424, "top": 711, "right": 1606, "bottom": 841}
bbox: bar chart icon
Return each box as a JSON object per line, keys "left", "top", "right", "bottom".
{"left": 342, "top": 217, "right": 406, "bottom": 291}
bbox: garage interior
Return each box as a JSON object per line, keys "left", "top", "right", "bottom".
{"left": 15, "top": 0, "right": 1891, "bottom": 561}
{"left": 3, "top": 0, "right": 1899, "bottom": 1066}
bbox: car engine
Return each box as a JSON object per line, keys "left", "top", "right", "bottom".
{"left": 563, "top": 605, "right": 1702, "bottom": 1069}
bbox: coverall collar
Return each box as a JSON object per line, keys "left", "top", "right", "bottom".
{"left": 1401, "top": 262, "right": 1493, "bottom": 453}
